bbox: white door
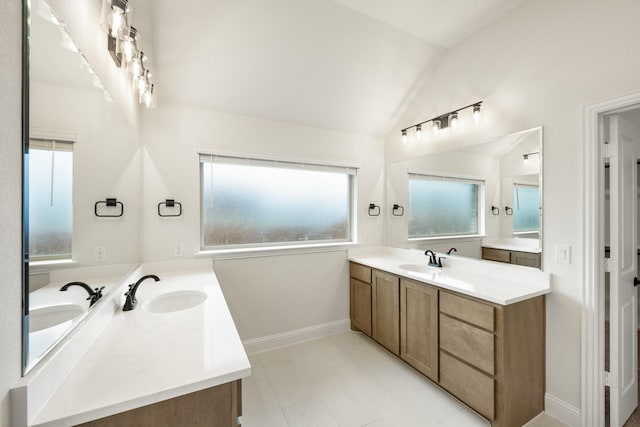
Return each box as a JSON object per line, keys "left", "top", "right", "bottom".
{"left": 609, "top": 114, "right": 638, "bottom": 427}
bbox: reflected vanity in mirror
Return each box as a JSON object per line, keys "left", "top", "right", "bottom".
{"left": 386, "top": 126, "right": 543, "bottom": 269}
{"left": 23, "top": 0, "right": 141, "bottom": 373}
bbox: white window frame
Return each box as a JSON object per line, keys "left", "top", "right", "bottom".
{"left": 198, "top": 154, "right": 358, "bottom": 252}
{"left": 407, "top": 173, "right": 485, "bottom": 240}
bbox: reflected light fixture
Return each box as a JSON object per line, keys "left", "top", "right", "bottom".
{"left": 400, "top": 101, "right": 482, "bottom": 142}
{"left": 100, "top": 0, "right": 156, "bottom": 108}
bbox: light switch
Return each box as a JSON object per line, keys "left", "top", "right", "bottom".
{"left": 555, "top": 245, "right": 571, "bottom": 264}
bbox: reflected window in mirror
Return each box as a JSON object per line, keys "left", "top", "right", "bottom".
{"left": 408, "top": 173, "right": 484, "bottom": 239}
{"left": 28, "top": 138, "right": 74, "bottom": 261}
{"left": 512, "top": 183, "right": 540, "bottom": 235}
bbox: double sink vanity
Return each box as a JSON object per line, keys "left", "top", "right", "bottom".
{"left": 348, "top": 247, "right": 550, "bottom": 427}
{"left": 12, "top": 260, "right": 251, "bottom": 427}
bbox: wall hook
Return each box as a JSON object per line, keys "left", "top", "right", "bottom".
{"left": 158, "top": 199, "right": 183, "bottom": 217}
{"left": 392, "top": 204, "right": 405, "bottom": 216}
{"left": 505, "top": 206, "right": 513, "bottom": 215}
{"left": 491, "top": 206, "right": 500, "bottom": 215}
{"left": 95, "top": 198, "right": 124, "bottom": 217}
{"left": 368, "top": 203, "right": 381, "bottom": 217}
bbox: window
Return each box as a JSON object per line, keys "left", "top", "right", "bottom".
{"left": 200, "top": 155, "right": 356, "bottom": 249}
{"left": 28, "top": 139, "right": 74, "bottom": 260}
{"left": 408, "top": 174, "right": 483, "bottom": 238}
{"left": 512, "top": 184, "right": 540, "bottom": 233}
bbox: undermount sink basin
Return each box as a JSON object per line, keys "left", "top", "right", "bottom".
{"left": 397, "top": 264, "right": 442, "bottom": 275}
{"left": 29, "top": 304, "right": 85, "bottom": 333}
{"left": 143, "top": 290, "right": 207, "bottom": 314}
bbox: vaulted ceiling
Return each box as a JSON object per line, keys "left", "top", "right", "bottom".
{"left": 149, "top": 0, "right": 527, "bottom": 136}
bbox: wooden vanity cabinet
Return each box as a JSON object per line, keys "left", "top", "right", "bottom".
{"left": 372, "top": 269, "right": 400, "bottom": 356}
{"left": 348, "top": 261, "right": 545, "bottom": 427}
{"left": 75, "top": 380, "right": 242, "bottom": 427}
{"left": 349, "top": 263, "right": 372, "bottom": 336}
{"left": 400, "top": 278, "right": 438, "bottom": 381}
{"left": 481, "top": 247, "right": 541, "bottom": 269}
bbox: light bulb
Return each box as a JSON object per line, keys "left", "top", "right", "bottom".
{"left": 121, "top": 39, "right": 134, "bottom": 63}
{"left": 401, "top": 129, "right": 407, "bottom": 145}
{"left": 450, "top": 112, "right": 458, "bottom": 129}
{"left": 473, "top": 104, "right": 481, "bottom": 123}
{"left": 416, "top": 124, "right": 422, "bottom": 141}
{"left": 433, "top": 120, "right": 441, "bottom": 135}
{"left": 110, "top": 9, "right": 124, "bottom": 38}
{"left": 130, "top": 57, "right": 141, "bottom": 79}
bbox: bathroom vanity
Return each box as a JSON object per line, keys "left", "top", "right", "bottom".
{"left": 348, "top": 247, "right": 550, "bottom": 427}
{"left": 12, "top": 261, "right": 251, "bottom": 427}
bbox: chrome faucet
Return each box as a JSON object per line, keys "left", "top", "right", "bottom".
{"left": 424, "top": 250, "right": 443, "bottom": 268}
{"left": 123, "top": 274, "right": 160, "bottom": 311}
{"left": 60, "top": 281, "right": 105, "bottom": 307}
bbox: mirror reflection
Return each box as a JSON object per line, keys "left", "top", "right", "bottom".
{"left": 386, "top": 126, "right": 542, "bottom": 268}
{"left": 25, "top": 0, "right": 141, "bottom": 372}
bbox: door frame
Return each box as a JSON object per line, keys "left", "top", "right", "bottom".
{"left": 582, "top": 90, "right": 640, "bottom": 427}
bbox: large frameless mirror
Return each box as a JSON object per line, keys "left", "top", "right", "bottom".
{"left": 386, "top": 126, "right": 543, "bottom": 269}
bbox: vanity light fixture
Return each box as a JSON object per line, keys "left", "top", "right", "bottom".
{"left": 400, "top": 101, "right": 482, "bottom": 142}
{"left": 100, "top": 0, "right": 156, "bottom": 108}
{"left": 523, "top": 152, "right": 540, "bottom": 162}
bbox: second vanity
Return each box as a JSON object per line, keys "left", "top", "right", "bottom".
{"left": 12, "top": 260, "right": 251, "bottom": 427}
{"left": 348, "top": 247, "right": 550, "bottom": 427}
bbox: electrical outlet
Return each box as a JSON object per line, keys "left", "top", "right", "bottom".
{"left": 174, "top": 242, "right": 184, "bottom": 257}
{"left": 94, "top": 246, "right": 106, "bottom": 262}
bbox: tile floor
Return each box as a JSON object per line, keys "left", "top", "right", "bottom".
{"left": 242, "top": 331, "right": 567, "bottom": 427}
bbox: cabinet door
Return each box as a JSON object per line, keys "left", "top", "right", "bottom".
{"left": 400, "top": 279, "right": 438, "bottom": 381}
{"left": 372, "top": 270, "right": 400, "bottom": 355}
{"left": 350, "top": 278, "right": 372, "bottom": 336}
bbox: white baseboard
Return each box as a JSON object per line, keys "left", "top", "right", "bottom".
{"left": 243, "top": 318, "right": 351, "bottom": 355}
{"left": 545, "top": 393, "right": 581, "bottom": 427}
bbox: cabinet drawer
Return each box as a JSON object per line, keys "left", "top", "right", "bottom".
{"left": 350, "top": 262, "right": 372, "bottom": 284}
{"left": 440, "top": 292, "right": 495, "bottom": 331}
{"left": 482, "top": 247, "right": 511, "bottom": 263}
{"left": 511, "top": 251, "right": 541, "bottom": 268}
{"left": 440, "top": 351, "right": 495, "bottom": 420}
{"left": 440, "top": 314, "right": 494, "bottom": 375}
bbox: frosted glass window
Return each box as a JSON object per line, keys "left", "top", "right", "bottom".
{"left": 200, "top": 156, "right": 355, "bottom": 248}
{"left": 513, "top": 184, "right": 540, "bottom": 232}
{"left": 408, "top": 174, "right": 482, "bottom": 238}
{"left": 29, "top": 140, "right": 73, "bottom": 260}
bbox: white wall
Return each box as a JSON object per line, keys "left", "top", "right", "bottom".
{"left": 141, "top": 103, "right": 385, "bottom": 340}
{"left": 0, "top": 0, "right": 24, "bottom": 425}
{"left": 386, "top": 0, "right": 640, "bottom": 412}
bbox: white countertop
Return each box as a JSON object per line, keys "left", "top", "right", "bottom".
{"left": 29, "top": 265, "right": 251, "bottom": 427}
{"left": 349, "top": 247, "right": 550, "bottom": 305}
{"left": 481, "top": 237, "right": 541, "bottom": 254}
